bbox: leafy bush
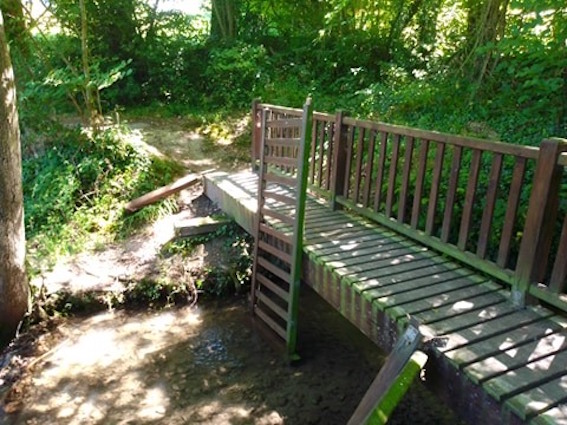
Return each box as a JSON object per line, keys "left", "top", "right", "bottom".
{"left": 23, "top": 124, "right": 184, "bottom": 266}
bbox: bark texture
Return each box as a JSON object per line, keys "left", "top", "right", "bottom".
{"left": 0, "top": 10, "right": 29, "bottom": 348}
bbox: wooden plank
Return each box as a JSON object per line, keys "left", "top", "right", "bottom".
{"left": 257, "top": 257, "right": 291, "bottom": 287}
{"left": 259, "top": 223, "right": 292, "bottom": 245}
{"left": 415, "top": 291, "right": 508, "bottom": 325}
{"left": 330, "top": 111, "right": 348, "bottom": 209}
{"left": 441, "top": 145, "right": 463, "bottom": 243}
{"left": 256, "top": 273, "right": 290, "bottom": 302}
{"left": 411, "top": 139, "right": 429, "bottom": 229}
{"left": 258, "top": 240, "right": 292, "bottom": 265}
{"left": 352, "top": 264, "right": 466, "bottom": 297}
{"left": 385, "top": 134, "right": 401, "bottom": 217}
{"left": 309, "top": 233, "right": 398, "bottom": 256}
{"left": 256, "top": 290, "right": 288, "bottom": 321}
{"left": 550, "top": 214, "right": 567, "bottom": 293}
{"left": 448, "top": 317, "right": 567, "bottom": 369}
{"left": 337, "top": 251, "right": 444, "bottom": 281}
{"left": 435, "top": 308, "right": 556, "bottom": 353}
{"left": 264, "top": 155, "right": 297, "bottom": 168}
{"left": 310, "top": 238, "right": 406, "bottom": 265}
{"left": 174, "top": 216, "right": 232, "bottom": 237}
{"left": 309, "top": 122, "right": 318, "bottom": 185}
{"left": 344, "top": 125, "right": 355, "bottom": 198}
{"left": 458, "top": 149, "right": 482, "bottom": 250}
{"left": 263, "top": 191, "right": 296, "bottom": 208}
{"left": 463, "top": 327, "right": 567, "bottom": 384}
{"left": 362, "top": 130, "right": 376, "bottom": 208}
{"left": 325, "top": 245, "right": 427, "bottom": 270}
{"left": 391, "top": 282, "right": 503, "bottom": 320}
{"left": 266, "top": 118, "right": 303, "bottom": 128}
{"left": 263, "top": 172, "right": 296, "bottom": 188}
{"left": 125, "top": 172, "right": 201, "bottom": 213}
{"left": 397, "top": 136, "right": 415, "bottom": 224}
{"left": 254, "top": 305, "right": 286, "bottom": 340}
{"left": 370, "top": 276, "right": 481, "bottom": 311}
{"left": 426, "top": 142, "right": 446, "bottom": 235}
{"left": 317, "top": 120, "right": 325, "bottom": 188}
{"left": 497, "top": 156, "right": 527, "bottom": 268}
{"left": 477, "top": 153, "right": 503, "bottom": 259}
{"left": 515, "top": 376, "right": 567, "bottom": 422}
{"left": 353, "top": 127, "right": 366, "bottom": 203}
{"left": 483, "top": 349, "right": 567, "bottom": 402}
{"left": 261, "top": 207, "right": 294, "bottom": 226}
{"left": 373, "top": 131, "right": 388, "bottom": 212}
{"left": 325, "top": 124, "right": 335, "bottom": 191}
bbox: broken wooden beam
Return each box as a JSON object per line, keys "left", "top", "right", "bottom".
{"left": 174, "top": 216, "right": 232, "bottom": 237}
{"left": 125, "top": 173, "right": 202, "bottom": 213}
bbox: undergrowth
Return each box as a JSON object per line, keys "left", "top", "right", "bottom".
{"left": 22, "top": 122, "right": 184, "bottom": 272}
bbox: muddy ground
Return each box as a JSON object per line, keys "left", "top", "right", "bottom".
{"left": 0, "top": 116, "right": 464, "bottom": 424}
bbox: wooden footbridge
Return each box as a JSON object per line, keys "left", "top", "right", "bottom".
{"left": 203, "top": 99, "right": 567, "bottom": 424}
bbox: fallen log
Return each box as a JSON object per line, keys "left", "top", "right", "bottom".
{"left": 125, "top": 172, "right": 202, "bottom": 213}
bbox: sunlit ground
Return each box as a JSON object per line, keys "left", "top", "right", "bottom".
{"left": 10, "top": 304, "right": 289, "bottom": 425}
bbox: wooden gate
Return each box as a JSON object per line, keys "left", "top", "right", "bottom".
{"left": 250, "top": 98, "right": 312, "bottom": 358}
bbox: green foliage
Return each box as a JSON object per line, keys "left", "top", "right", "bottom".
{"left": 204, "top": 42, "right": 268, "bottom": 108}
{"left": 23, "top": 123, "right": 183, "bottom": 267}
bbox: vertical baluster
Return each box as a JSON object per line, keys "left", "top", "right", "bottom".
{"left": 373, "top": 131, "right": 388, "bottom": 212}
{"left": 440, "top": 146, "right": 463, "bottom": 243}
{"left": 325, "top": 121, "right": 335, "bottom": 191}
{"left": 398, "top": 137, "right": 415, "bottom": 223}
{"left": 458, "top": 149, "right": 482, "bottom": 250}
{"left": 309, "top": 119, "right": 318, "bottom": 185}
{"left": 497, "top": 156, "right": 527, "bottom": 268}
{"left": 343, "top": 125, "right": 355, "bottom": 199}
{"left": 353, "top": 127, "right": 366, "bottom": 204}
{"left": 549, "top": 214, "right": 567, "bottom": 293}
{"left": 426, "top": 143, "right": 446, "bottom": 235}
{"left": 317, "top": 119, "right": 325, "bottom": 188}
{"left": 477, "top": 153, "right": 503, "bottom": 259}
{"left": 411, "top": 140, "right": 430, "bottom": 229}
{"left": 385, "top": 134, "right": 401, "bottom": 217}
{"left": 362, "top": 129, "right": 376, "bottom": 208}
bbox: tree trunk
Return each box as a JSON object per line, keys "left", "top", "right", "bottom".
{"left": 0, "top": 10, "right": 29, "bottom": 348}
{"left": 210, "top": 0, "right": 238, "bottom": 42}
{"left": 79, "top": 0, "right": 100, "bottom": 129}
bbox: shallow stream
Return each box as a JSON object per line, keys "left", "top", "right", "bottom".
{"left": 5, "top": 287, "right": 462, "bottom": 424}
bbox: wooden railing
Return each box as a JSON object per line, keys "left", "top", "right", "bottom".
{"left": 251, "top": 100, "right": 567, "bottom": 313}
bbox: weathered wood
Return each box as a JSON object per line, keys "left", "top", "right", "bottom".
{"left": 477, "top": 153, "right": 503, "bottom": 259}
{"left": 124, "top": 173, "right": 201, "bottom": 213}
{"left": 330, "top": 111, "right": 348, "bottom": 210}
{"left": 353, "top": 127, "right": 366, "bottom": 203}
{"left": 397, "top": 137, "right": 414, "bottom": 224}
{"left": 341, "top": 116, "right": 539, "bottom": 159}
{"left": 514, "top": 139, "right": 566, "bottom": 306}
{"left": 174, "top": 216, "right": 231, "bottom": 237}
{"left": 385, "top": 134, "right": 401, "bottom": 217}
{"left": 497, "top": 156, "right": 527, "bottom": 268}
{"left": 508, "top": 375, "right": 567, "bottom": 421}
{"left": 344, "top": 125, "right": 355, "bottom": 199}
{"left": 373, "top": 131, "right": 388, "bottom": 212}
{"left": 362, "top": 130, "right": 376, "bottom": 208}
{"left": 347, "top": 323, "right": 424, "bottom": 425}
{"left": 458, "top": 149, "right": 482, "bottom": 250}
{"left": 549, "top": 213, "right": 567, "bottom": 294}
{"left": 441, "top": 146, "right": 463, "bottom": 242}
{"left": 426, "top": 142, "right": 445, "bottom": 235}
{"left": 411, "top": 139, "right": 430, "bottom": 229}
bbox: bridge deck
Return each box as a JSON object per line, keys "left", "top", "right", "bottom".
{"left": 204, "top": 170, "right": 567, "bottom": 425}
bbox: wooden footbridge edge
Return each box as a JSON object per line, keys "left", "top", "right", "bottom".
{"left": 202, "top": 170, "right": 564, "bottom": 425}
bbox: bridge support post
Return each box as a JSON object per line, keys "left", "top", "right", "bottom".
{"left": 513, "top": 138, "right": 566, "bottom": 307}
{"left": 251, "top": 98, "right": 262, "bottom": 171}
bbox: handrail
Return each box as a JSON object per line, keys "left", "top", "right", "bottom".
{"left": 252, "top": 100, "right": 567, "bottom": 313}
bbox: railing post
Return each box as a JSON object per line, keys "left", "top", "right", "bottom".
{"left": 512, "top": 138, "right": 566, "bottom": 307}
{"left": 251, "top": 98, "right": 262, "bottom": 171}
{"left": 330, "top": 110, "right": 348, "bottom": 210}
